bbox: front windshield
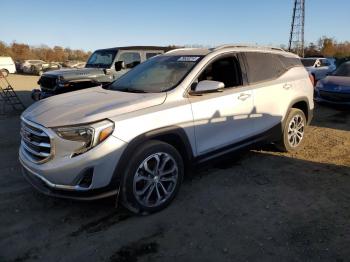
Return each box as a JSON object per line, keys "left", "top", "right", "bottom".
{"left": 301, "top": 59, "right": 316, "bottom": 67}
{"left": 108, "top": 55, "right": 203, "bottom": 93}
{"left": 333, "top": 63, "right": 350, "bottom": 77}
{"left": 86, "top": 50, "right": 117, "bottom": 69}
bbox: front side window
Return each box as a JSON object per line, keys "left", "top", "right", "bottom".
{"left": 86, "top": 50, "right": 117, "bottom": 68}
{"left": 197, "top": 56, "right": 242, "bottom": 88}
{"left": 117, "top": 52, "right": 141, "bottom": 68}
{"left": 108, "top": 55, "right": 203, "bottom": 93}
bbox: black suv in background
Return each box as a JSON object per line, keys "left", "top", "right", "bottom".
{"left": 32, "top": 46, "right": 172, "bottom": 100}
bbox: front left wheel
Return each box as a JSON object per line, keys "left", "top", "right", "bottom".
{"left": 120, "top": 140, "right": 184, "bottom": 214}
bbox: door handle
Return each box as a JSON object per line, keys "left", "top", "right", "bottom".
{"left": 238, "top": 93, "right": 251, "bottom": 101}
{"left": 283, "top": 84, "right": 292, "bottom": 90}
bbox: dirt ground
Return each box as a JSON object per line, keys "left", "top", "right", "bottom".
{"left": 0, "top": 74, "right": 349, "bottom": 262}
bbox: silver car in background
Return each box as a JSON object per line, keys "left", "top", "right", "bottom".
{"left": 19, "top": 45, "right": 314, "bottom": 214}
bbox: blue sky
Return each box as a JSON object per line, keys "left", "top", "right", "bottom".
{"left": 2, "top": 0, "right": 349, "bottom": 51}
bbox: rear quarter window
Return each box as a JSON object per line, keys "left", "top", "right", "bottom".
{"left": 244, "top": 52, "right": 302, "bottom": 84}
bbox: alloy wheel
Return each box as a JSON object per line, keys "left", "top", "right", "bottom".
{"left": 133, "top": 152, "right": 178, "bottom": 208}
{"left": 287, "top": 114, "right": 305, "bottom": 148}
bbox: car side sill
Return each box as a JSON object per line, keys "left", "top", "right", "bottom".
{"left": 194, "top": 123, "right": 282, "bottom": 164}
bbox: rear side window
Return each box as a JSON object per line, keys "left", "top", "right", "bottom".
{"left": 244, "top": 52, "right": 301, "bottom": 84}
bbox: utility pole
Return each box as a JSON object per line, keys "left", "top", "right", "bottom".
{"left": 288, "top": 0, "right": 305, "bottom": 57}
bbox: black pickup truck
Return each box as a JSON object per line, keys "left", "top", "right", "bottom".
{"left": 32, "top": 46, "right": 171, "bottom": 100}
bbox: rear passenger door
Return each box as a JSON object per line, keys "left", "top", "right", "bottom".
{"left": 242, "top": 52, "right": 292, "bottom": 134}
{"left": 189, "top": 54, "right": 255, "bottom": 155}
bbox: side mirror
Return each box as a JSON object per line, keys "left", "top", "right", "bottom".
{"left": 193, "top": 80, "right": 225, "bottom": 93}
{"left": 114, "top": 61, "right": 126, "bottom": 71}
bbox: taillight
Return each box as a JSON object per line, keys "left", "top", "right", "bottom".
{"left": 309, "top": 74, "right": 315, "bottom": 86}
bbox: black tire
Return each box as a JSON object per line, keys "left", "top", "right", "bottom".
{"left": 0, "top": 69, "right": 9, "bottom": 77}
{"left": 120, "top": 140, "right": 184, "bottom": 214}
{"left": 275, "top": 108, "right": 307, "bottom": 152}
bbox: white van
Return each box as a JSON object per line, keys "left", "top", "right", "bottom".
{"left": 0, "top": 57, "right": 16, "bottom": 76}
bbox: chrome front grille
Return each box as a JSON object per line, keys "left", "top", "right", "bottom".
{"left": 20, "top": 119, "right": 52, "bottom": 163}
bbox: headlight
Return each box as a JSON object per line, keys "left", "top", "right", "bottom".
{"left": 54, "top": 120, "right": 114, "bottom": 156}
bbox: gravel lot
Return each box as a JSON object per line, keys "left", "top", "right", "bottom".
{"left": 0, "top": 74, "right": 349, "bottom": 262}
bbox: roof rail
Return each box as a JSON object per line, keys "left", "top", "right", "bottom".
{"left": 211, "top": 44, "right": 286, "bottom": 52}
{"left": 165, "top": 47, "right": 197, "bottom": 54}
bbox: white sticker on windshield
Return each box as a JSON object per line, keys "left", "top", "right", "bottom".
{"left": 177, "top": 56, "right": 200, "bottom": 62}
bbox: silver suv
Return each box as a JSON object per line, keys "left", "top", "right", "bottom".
{"left": 19, "top": 45, "right": 314, "bottom": 214}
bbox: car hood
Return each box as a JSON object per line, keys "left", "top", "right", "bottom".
{"left": 43, "top": 67, "right": 105, "bottom": 80}
{"left": 319, "top": 76, "right": 350, "bottom": 93}
{"left": 22, "top": 86, "right": 167, "bottom": 127}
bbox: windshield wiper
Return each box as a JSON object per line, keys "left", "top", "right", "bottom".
{"left": 124, "top": 88, "right": 148, "bottom": 93}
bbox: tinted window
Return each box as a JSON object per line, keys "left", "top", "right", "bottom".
{"left": 118, "top": 52, "right": 141, "bottom": 68}
{"left": 244, "top": 52, "right": 286, "bottom": 83}
{"left": 279, "top": 55, "right": 302, "bottom": 68}
{"left": 301, "top": 59, "right": 316, "bottom": 67}
{"left": 108, "top": 55, "right": 203, "bottom": 93}
{"left": 197, "top": 56, "right": 242, "bottom": 88}
{"left": 146, "top": 52, "right": 161, "bottom": 59}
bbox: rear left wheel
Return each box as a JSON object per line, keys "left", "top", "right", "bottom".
{"left": 276, "top": 108, "right": 306, "bottom": 152}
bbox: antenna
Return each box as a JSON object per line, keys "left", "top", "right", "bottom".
{"left": 288, "top": 0, "right": 305, "bottom": 57}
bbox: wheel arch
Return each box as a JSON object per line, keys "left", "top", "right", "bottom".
{"left": 286, "top": 97, "right": 312, "bottom": 125}
{"left": 111, "top": 126, "right": 194, "bottom": 186}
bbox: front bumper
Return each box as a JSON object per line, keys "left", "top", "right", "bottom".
{"left": 314, "top": 89, "right": 350, "bottom": 105}
{"left": 21, "top": 165, "right": 119, "bottom": 200}
{"left": 19, "top": 127, "right": 127, "bottom": 200}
